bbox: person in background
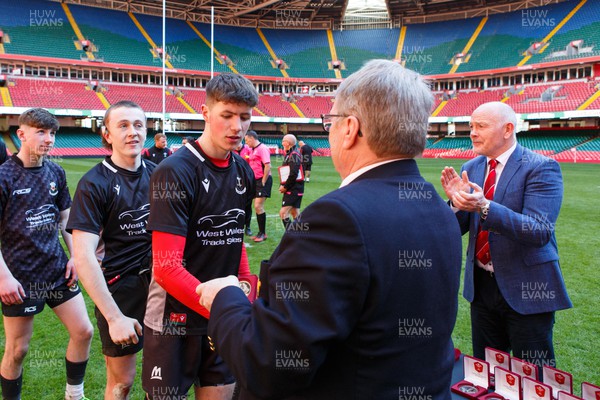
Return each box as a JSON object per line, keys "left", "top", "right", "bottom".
{"left": 0, "top": 108, "right": 93, "bottom": 400}
{"left": 244, "top": 130, "right": 272, "bottom": 242}
{"left": 142, "top": 133, "right": 172, "bottom": 164}
{"left": 441, "top": 101, "right": 572, "bottom": 370}
{"left": 68, "top": 101, "right": 155, "bottom": 399}
{"left": 181, "top": 136, "right": 196, "bottom": 146}
{"left": 197, "top": 59, "right": 462, "bottom": 399}
{"left": 298, "top": 140, "right": 313, "bottom": 182}
{"left": 278, "top": 134, "right": 304, "bottom": 230}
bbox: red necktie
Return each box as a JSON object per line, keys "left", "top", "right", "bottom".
{"left": 475, "top": 159, "right": 498, "bottom": 266}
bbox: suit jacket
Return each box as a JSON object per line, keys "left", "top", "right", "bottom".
{"left": 457, "top": 144, "right": 572, "bottom": 315}
{"left": 208, "top": 160, "right": 462, "bottom": 400}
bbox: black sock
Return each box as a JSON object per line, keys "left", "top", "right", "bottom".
{"left": 245, "top": 208, "right": 252, "bottom": 229}
{"left": 257, "top": 212, "right": 266, "bottom": 234}
{"left": 282, "top": 218, "right": 291, "bottom": 230}
{"left": 1, "top": 373, "right": 22, "bottom": 400}
{"left": 65, "top": 358, "right": 88, "bottom": 385}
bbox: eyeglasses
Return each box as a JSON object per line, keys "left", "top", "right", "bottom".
{"left": 321, "top": 114, "right": 363, "bottom": 137}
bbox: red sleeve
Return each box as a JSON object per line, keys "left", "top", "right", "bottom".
{"left": 238, "top": 244, "right": 250, "bottom": 276}
{"left": 152, "top": 231, "right": 210, "bottom": 318}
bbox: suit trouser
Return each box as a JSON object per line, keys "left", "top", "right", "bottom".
{"left": 470, "top": 266, "right": 556, "bottom": 373}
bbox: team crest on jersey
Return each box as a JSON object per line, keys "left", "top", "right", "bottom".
{"left": 69, "top": 283, "right": 79, "bottom": 292}
{"left": 235, "top": 176, "right": 246, "bottom": 195}
{"left": 49, "top": 181, "right": 58, "bottom": 196}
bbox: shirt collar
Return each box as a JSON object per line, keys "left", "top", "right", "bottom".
{"left": 340, "top": 158, "right": 408, "bottom": 187}
{"left": 488, "top": 141, "right": 517, "bottom": 167}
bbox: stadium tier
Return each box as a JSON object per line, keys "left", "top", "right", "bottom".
{"left": 101, "top": 82, "right": 191, "bottom": 113}
{"left": 8, "top": 78, "right": 105, "bottom": 110}
{"left": 455, "top": 1, "right": 576, "bottom": 73}
{"left": 436, "top": 89, "right": 506, "bottom": 117}
{"left": 504, "top": 80, "right": 598, "bottom": 113}
{"left": 2, "top": 1, "right": 600, "bottom": 78}
{"left": 402, "top": 18, "right": 482, "bottom": 75}
{"left": 294, "top": 96, "right": 333, "bottom": 118}
{"left": 333, "top": 29, "right": 399, "bottom": 76}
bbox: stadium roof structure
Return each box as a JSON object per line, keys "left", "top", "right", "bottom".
{"left": 59, "top": 0, "right": 569, "bottom": 28}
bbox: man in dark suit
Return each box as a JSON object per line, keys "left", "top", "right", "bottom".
{"left": 197, "top": 59, "right": 462, "bottom": 399}
{"left": 441, "top": 101, "right": 572, "bottom": 369}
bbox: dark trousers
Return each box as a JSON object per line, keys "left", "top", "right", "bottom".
{"left": 471, "top": 266, "right": 556, "bottom": 372}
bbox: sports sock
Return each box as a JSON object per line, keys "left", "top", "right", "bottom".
{"left": 65, "top": 358, "right": 87, "bottom": 385}
{"left": 1, "top": 373, "right": 22, "bottom": 400}
{"left": 257, "top": 212, "right": 266, "bottom": 234}
{"left": 65, "top": 358, "right": 87, "bottom": 399}
{"left": 282, "top": 218, "right": 291, "bottom": 230}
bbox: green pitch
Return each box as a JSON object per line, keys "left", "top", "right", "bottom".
{"left": 1, "top": 156, "right": 598, "bottom": 398}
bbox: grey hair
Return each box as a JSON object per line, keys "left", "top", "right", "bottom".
{"left": 334, "top": 59, "right": 433, "bottom": 157}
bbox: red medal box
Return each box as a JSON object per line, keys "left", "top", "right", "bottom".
{"left": 581, "top": 382, "right": 600, "bottom": 400}
{"left": 558, "top": 392, "right": 582, "bottom": 400}
{"left": 493, "top": 367, "right": 521, "bottom": 400}
{"left": 542, "top": 366, "right": 573, "bottom": 399}
{"left": 451, "top": 355, "right": 490, "bottom": 399}
{"left": 485, "top": 348, "right": 511, "bottom": 387}
{"left": 523, "top": 377, "right": 552, "bottom": 400}
{"left": 238, "top": 274, "right": 259, "bottom": 302}
{"left": 511, "top": 357, "right": 539, "bottom": 381}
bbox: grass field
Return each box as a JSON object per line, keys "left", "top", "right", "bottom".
{"left": 1, "top": 155, "right": 598, "bottom": 398}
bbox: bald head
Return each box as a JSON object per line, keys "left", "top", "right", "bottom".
{"left": 473, "top": 102, "right": 517, "bottom": 135}
{"left": 470, "top": 102, "right": 518, "bottom": 158}
{"left": 283, "top": 134, "right": 297, "bottom": 146}
{"left": 282, "top": 134, "right": 297, "bottom": 152}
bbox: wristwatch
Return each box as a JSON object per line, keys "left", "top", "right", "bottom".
{"left": 480, "top": 201, "right": 490, "bottom": 220}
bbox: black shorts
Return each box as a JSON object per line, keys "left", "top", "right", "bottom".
{"left": 95, "top": 271, "right": 150, "bottom": 357}
{"left": 302, "top": 163, "right": 312, "bottom": 172}
{"left": 142, "top": 329, "right": 235, "bottom": 398}
{"left": 2, "top": 281, "right": 81, "bottom": 317}
{"left": 255, "top": 176, "right": 273, "bottom": 198}
{"left": 282, "top": 192, "right": 303, "bottom": 209}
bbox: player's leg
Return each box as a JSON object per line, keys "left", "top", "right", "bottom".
{"left": 194, "top": 384, "right": 235, "bottom": 400}
{"left": 97, "top": 274, "right": 148, "bottom": 399}
{"left": 142, "top": 331, "right": 193, "bottom": 399}
{"left": 52, "top": 291, "right": 93, "bottom": 400}
{"left": 1, "top": 315, "right": 34, "bottom": 400}
{"left": 279, "top": 205, "right": 293, "bottom": 230}
{"left": 105, "top": 354, "right": 137, "bottom": 400}
{"left": 194, "top": 336, "right": 236, "bottom": 400}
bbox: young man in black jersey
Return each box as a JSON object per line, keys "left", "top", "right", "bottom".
{"left": 0, "top": 108, "right": 93, "bottom": 400}
{"left": 68, "top": 101, "right": 155, "bottom": 399}
{"left": 142, "top": 73, "right": 257, "bottom": 400}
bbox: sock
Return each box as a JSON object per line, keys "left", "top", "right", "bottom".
{"left": 282, "top": 218, "right": 291, "bottom": 230}
{"left": 1, "top": 373, "right": 22, "bottom": 400}
{"left": 65, "top": 358, "right": 87, "bottom": 399}
{"left": 65, "top": 383, "right": 84, "bottom": 400}
{"left": 257, "top": 212, "right": 266, "bottom": 234}
{"left": 65, "top": 358, "right": 87, "bottom": 385}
